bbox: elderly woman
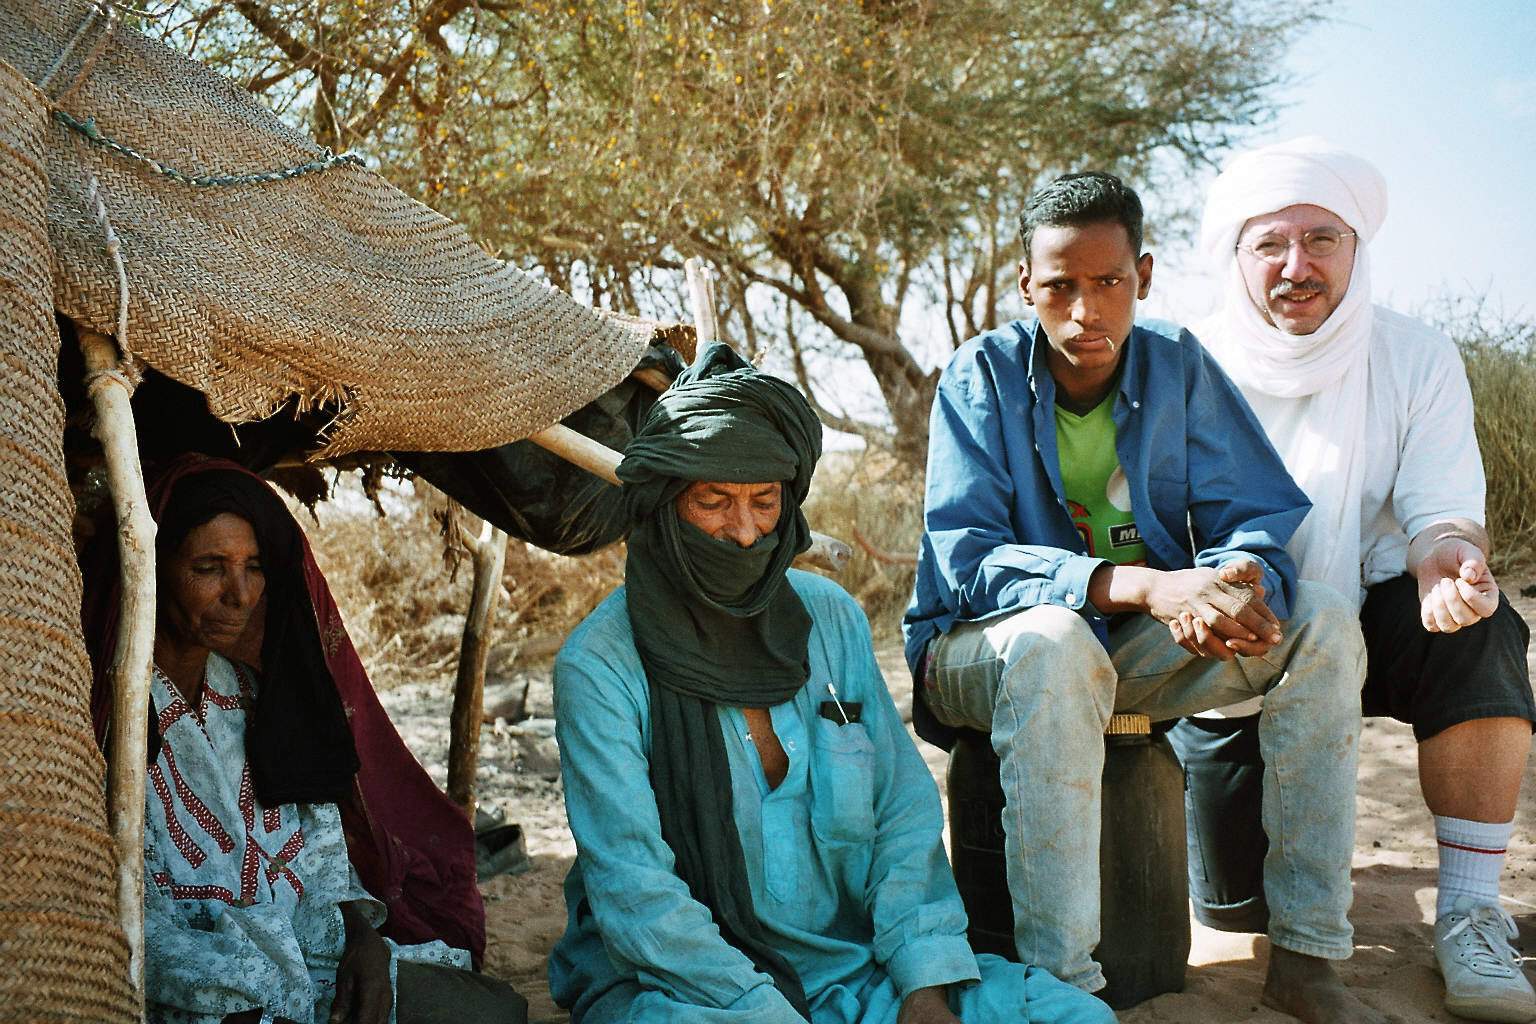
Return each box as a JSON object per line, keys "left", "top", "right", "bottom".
{"left": 85, "top": 457, "right": 524, "bottom": 1024}
{"left": 548, "top": 345, "right": 1112, "bottom": 1024}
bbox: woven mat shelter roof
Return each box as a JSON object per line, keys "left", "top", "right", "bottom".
{"left": 0, "top": 6, "right": 687, "bottom": 1021}
{"left": 0, "top": 0, "right": 667, "bottom": 457}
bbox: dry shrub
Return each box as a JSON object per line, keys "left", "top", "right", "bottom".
{"left": 294, "top": 472, "right": 625, "bottom": 693}
{"left": 804, "top": 449, "right": 924, "bottom": 643}
{"left": 496, "top": 537, "right": 625, "bottom": 667}
{"left": 1430, "top": 299, "right": 1536, "bottom": 572}
{"left": 292, "top": 474, "right": 470, "bottom": 691}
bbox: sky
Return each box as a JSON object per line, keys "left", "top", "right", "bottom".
{"left": 1144, "top": 0, "right": 1536, "bottom": 325}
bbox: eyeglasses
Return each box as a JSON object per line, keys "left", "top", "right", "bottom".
{"left": 1235, "top": 229, "right": 1357, "bottom": 264}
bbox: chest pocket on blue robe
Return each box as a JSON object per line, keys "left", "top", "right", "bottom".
{"left": 809, "top": 717, "right": 876, "bottom": 843}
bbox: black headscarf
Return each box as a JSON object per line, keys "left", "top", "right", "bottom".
{"left": 154, "top": 469, "right": 359, "bottom": 805}
{"left": 618, "top": 343, "right": 822, "bottom": 1020}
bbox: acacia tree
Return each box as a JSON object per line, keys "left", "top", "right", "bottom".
{"left": 153, "top": 0, "right": 1322, "bottom": 462}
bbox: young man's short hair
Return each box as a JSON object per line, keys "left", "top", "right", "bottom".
{"left": 1018, "top": 172, "right": 1144, "bottom": 268}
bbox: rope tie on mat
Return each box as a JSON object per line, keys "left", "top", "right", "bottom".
{"left": 44, "top": 2, "right": 365, "bottom": 191}
{"left": 54, "top": 110, "right": 368, "bottom": 187}
{"left": 82, "top": 169, "right": 130, "bottom": 347}
{"left": 85, "top": 367, "right": 134, "bottom": 400}
{"left": 36, "top": 1, "right": 110, "bottom": 93}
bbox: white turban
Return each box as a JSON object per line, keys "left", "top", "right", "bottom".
{"left": 1199, "top": 136, "right": 1388, "bottom": 266}
{"left": 1196, "top": 137, "right": 1390, "bottom": 607}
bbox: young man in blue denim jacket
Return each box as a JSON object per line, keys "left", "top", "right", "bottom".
{"left": 905, "top": 173, "right": 1388, "bottom": 1024}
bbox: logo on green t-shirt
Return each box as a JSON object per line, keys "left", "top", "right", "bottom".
{"left": 1055, "top": 397, "right": 1147, "bottom": 566}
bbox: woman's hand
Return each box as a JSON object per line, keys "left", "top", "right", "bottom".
{"left": 330, "top": 901, "right": 392, "bottom": 1024}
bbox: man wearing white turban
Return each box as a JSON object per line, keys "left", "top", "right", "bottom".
{"left": 1171, "top": 137, "right": 1536, "bottom": 1024}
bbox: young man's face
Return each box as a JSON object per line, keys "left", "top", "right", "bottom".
{"left": 1234, "top": 203, "right": 1357, "bottom": 336}
{"left": 1019, "top": 220, "right": 1153, "bottom": 393}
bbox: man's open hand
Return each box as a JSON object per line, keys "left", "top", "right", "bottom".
{"left": 1417, "top": 536, "right": 1499, "bottom": 633}
{"left": 1148, "top": 559, "right": 1283, "bottom": 660}
{"left": 897, "top": 986, "right": 961, "bottom": 1024}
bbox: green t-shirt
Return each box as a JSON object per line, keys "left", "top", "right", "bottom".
{"left": 1055, "top": 395, "right": 1148, "bottom": 566}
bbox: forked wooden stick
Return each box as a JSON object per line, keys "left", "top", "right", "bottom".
{"left": 684, "top": 256, "right": 721, "bottom": 345}
{"left": 79, "top": 328, "right": 155, "bottom": 1004}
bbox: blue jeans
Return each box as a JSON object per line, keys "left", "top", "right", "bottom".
{"left": 1168, "top": 573, "right": 1536, "bottom": 932}
{"left": 922, "top": 582, "right": 1366, "bottom": 991}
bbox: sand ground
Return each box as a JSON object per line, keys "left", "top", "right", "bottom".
{"left": 382, "top": 587, "right": 1536, "bottom": 1024}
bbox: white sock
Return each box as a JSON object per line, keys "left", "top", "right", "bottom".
{"left": 1435, "top": 814, "right": 1512, "bottom": 918}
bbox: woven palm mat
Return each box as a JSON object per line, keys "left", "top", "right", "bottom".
{"left": 0, "top": 1, "right": 662, "bottom": 458}
{"left": 0, "top": 60, "right": 136, "bottom": 1024}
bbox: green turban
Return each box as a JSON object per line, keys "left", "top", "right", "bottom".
{"left": 617, "top": 342, "right": 822, "bottom": 1019}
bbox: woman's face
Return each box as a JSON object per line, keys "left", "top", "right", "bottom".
{"left": 160, "top": 513, "right": 265, "bottom": 651}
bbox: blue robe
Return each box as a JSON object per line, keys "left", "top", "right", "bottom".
{"left": 549, "top": 571, "right": 1112, "bottom": 1024}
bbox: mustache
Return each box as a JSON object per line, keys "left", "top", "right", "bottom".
{"left": 1269, "top": 279, "right": 1325, "bottom": 301}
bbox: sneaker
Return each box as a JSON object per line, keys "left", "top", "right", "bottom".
{"left": 1434, "top": 896, "right": 1536, "bottom": 1023}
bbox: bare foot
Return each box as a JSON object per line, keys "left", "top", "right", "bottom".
{"left": 1262, "top": 946, "right": 1397, "bottom": 1024}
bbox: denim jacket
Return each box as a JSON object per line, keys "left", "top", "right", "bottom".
{"left": 902, "top": 318, "right": 1310, "bottom": 745}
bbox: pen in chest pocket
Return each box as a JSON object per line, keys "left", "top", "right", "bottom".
{"left": 826, "top": 682, "right": 850, "bottom": 724}
{"left": 819, "top": 683, "right": 866, "bottom": 726}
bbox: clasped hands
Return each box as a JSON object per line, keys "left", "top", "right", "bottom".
{"left": 1090, "top": 558, "right": 1282, "bottom": 660}
{"left": 1143, "top": 559, "right": 1282, "bottom": 661}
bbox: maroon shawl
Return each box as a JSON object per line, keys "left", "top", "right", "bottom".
{"left": 84, "top": 455, "right": 485, "bottom": 964}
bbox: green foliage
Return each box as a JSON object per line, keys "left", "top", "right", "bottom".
{"left": 152, "top": 0, "right": 1324, "bottom": 460}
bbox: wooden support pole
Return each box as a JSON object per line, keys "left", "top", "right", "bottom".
{"left": 446, "top": 517, "right": 507, "bottom": 819}
{"left": 684, "top": 256, "right": 720, "bottom": 345}
{"left": 631, "top": 366, "right": 673, "bottom": 393}
{"left": 79, "top": 328, "right": 155, "bottom": 1005}
{"left": 532, "top": 423, "right": 622, "bottom": 485}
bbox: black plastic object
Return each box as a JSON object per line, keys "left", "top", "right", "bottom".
{"left": 474, "top": 823, "right": 532, "bottom": 882}
{"left": 1166, "top": 714, "right": 1271, "bottom": 933}
{"left": 395, "top": 343, "right": 684, "bottom": 555}
{"left": 1097, "top": 728, "right": 1191, "bottom": 1008}
{"left": 946, "top": 727, "right": 1190, "bottom": 1010}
